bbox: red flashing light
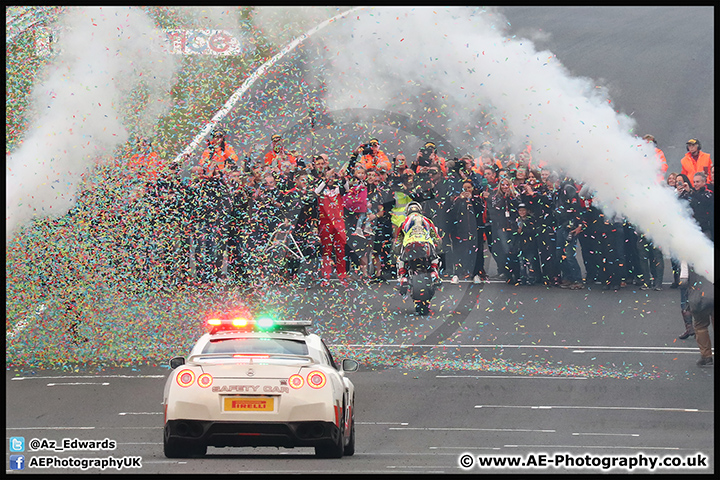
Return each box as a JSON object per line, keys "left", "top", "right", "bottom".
{"left": 232, "top": 354, "right": 270, "bottom": 359}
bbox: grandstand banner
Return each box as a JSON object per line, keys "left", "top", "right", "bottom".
{"left": 164, "top": 29, "right": 247, "bottom": 55}
{"left": 32, "top": 27, "right": 248, "bottom": 57}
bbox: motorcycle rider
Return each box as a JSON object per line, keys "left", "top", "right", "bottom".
{"left": 394, "top": 201, "right": 442, "bottom": 294}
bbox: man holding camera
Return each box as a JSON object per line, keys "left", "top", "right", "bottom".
{"left": 264, "top": 133, "right": 297, "bottom": 173}
{"left": 413, "top": 142, "right": 447, "bottom": 177}
{"left": 358, "top": 138, "right": 392, "bottom": 173}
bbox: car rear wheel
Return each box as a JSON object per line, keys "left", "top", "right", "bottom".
{"left": 343, "top": 406, "right": 355, "bottom": 456}
{"left": 315, "top": 413, "right": 344, "bottom": 458}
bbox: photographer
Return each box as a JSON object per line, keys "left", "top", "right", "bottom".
{"left": 412, "top": 141, "right": 447, "bottom": 177}
{"left": 358, "top": 138, "right": 392, "bottom": 173}
{"left": 264, "top": 133, "right": 297, "bottom": 173}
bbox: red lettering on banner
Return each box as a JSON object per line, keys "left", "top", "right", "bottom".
{"left": 209, "top": 31, "right": 231, "bottom": 53}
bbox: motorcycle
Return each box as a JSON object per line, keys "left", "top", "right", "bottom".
{"left": 398, "top": 242, "right": 438, "bottom": 315}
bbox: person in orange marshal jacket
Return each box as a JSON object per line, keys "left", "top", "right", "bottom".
{"left": 200, "top": 128, "right": 239, "bottom": 176}
{"left": 681, "top": 138, "right": 713, "bottom": 184}
{"left": 358, "top": 138, "right": 392, "bottom": 173}
{"left": 264, "top": 133, "right": 297, "bottom": 172}
{"left": 642, "top": 134, "right": 668, "bottom": 182}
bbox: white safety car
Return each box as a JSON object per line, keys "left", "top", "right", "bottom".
{"left": 162, "top": 310, "right": 358, "bottom": 458}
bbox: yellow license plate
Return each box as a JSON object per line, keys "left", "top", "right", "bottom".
{"left": 224, "top": 397, "right": 274, "bottom": 412}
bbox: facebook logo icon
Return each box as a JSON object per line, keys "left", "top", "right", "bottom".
{"left": 10, "top": 455, "right": 25, "bottom": 470}
{"left": 9, "top": 436, "right": 25, "bottom": 452}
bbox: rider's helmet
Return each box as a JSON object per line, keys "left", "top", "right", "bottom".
{"left": 405, "top": 201, "right": 423, "bottom": 216}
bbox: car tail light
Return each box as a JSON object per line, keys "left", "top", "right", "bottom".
{"left": 307, "top": 371, "right": 326, "bottom": 389}
{"left": 176, "top": 369, "right": 195, "bottom": 387}
{"left": 197, "top": 373, "right": 213, "bottom": 388}
{"left": 288, "top": 374, "right": 304, "bottom": 389}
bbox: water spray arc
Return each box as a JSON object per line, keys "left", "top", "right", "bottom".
{"left": 173, "top": 6, "right": 365, "bottom": 165}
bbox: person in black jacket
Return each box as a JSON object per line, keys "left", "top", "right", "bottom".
{"left": 553, "top": 179, "right": 584, "bottom": 289}
{"left": 532, "top": 170, "right": 559, "bottom": 285}
{"left": 187, "top": 164, "right": 231, "bottom": 285}
{"left": 690, "top": 171, "right": 714, "bottom": 241}
{"left": 282, "top": 170, "right": 320, "bottom": 282}
{"left": 225, "top": 168, "right": 253, "bottom": 284}
{"left": 509, "top": 203, "right": 540, "bottom": 285}
{"left": 449, "top": 180, "right": 482, "bottom": 282}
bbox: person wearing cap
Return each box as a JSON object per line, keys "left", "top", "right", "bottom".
{"left": 358, "top": 138, "right": 392, "bottom": 173}
{"left": 413, "top": 142, "right": 447, "bottom": 177}
{"left": 200, "top": 128, "right": 239, "bottom": 176}
{"left": 264, "top": 133, "right": 297, "bottom": 172}
{"left": 642, "top": 134, "right": 668, "bottom": 183}
{"left": 681, "top": 138, "right": 713, "bottom": 185}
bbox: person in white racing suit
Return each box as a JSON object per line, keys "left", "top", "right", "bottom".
{"left": 395, "top": 202, "right": 442, "bottom": 293}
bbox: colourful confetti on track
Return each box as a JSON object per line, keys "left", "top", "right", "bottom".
{"left": 4, "top": 8, "right": 697, "bottom": 382}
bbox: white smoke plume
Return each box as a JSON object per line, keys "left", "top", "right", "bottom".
{"left": 6, "top": 6, "right": 179, "bottom": 239}
{"left": 312, "top": 6, "right": 713, "bottom": 281}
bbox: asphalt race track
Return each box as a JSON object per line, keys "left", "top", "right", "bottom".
{"left": 6, "top": 267, "right": 714, "bottom": 474}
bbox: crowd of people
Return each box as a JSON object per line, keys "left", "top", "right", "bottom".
{"left": 113, "top": 130, "right": 713, "bottom": 296}
{"left": 42, "top": 129, "right": 714, "bottom": 360}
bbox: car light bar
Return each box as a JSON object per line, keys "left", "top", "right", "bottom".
{"left": 206, "top": 317, "right": 312, "bottom": 333}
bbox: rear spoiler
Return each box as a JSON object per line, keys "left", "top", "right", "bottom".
{"left": 188, "top": 353, "right": 315, "bottom": 365}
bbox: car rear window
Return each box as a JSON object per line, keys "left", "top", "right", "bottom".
{"left": 203, "top": 337, "right": 308, "bottom": 356}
